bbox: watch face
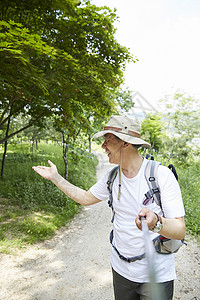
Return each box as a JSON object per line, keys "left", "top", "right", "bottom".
{"left": 153, "top": 221, "right": 163, "bottom": 233}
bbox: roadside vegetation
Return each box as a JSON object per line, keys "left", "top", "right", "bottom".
{"left": 178, "top": 162, "right": 200, "bottom": 236}
{"left": 1, "top": 139, "right": 199, "bottom": 253}
{"left": 0, "top": 143, "right": 98, "bottom": 253}
{"left": 140, "top": 92, "right": 200, "bottom": 239}
{"left": 0, "top": 0, "right": 133, "bottom": 253}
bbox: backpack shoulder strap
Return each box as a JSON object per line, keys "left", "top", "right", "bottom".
{"left": 107, "top": 166, "right": 119, "bottom": 222}
{"left": 145, "top": 160, "right": 162, "bottom": 209}
{"left": 107, "top": 166, "right": 119, "bottom": 194}
{"left": 168, "top": 164, "right": 178, "bottom": 181}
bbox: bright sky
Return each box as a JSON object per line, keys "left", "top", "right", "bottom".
{"left": 92, "top": 0, "right": 200, "bottom": 107}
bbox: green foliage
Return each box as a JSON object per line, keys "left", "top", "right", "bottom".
{"left": 0, "top": 1, "right": 133, "bottom": 146}
{"left": 140, "top": 98, "right": 200, "bottom": 238}
{"left": 160, "top": 91, "right": 200, "bottom": 163}
{"left": 0, "top": 19, "right": 56, "bottom": 99}
{"left": 177, "top": 162, "right": 200, "bottom": 235}
{"left": 114, "top": 87, "right": 135, "bottom": 112}
{"left": 141, "top": 113, "right": 164, "bottom": 152}
{"left": 0, "top": 143, "right": 98, "bottom": 252}
{"left": 0, "top": 20, "right": 59, "bottom": 143}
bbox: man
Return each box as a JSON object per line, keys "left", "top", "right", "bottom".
{"left": 33, "top": 115, "right": 185, "bottom": 300}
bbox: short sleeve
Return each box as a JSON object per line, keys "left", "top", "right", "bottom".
{"left": 89, "top": 168, "right": 112, "bottom": 201}
{"left": 158, "top": 166, "right": 185, "bottom": 218}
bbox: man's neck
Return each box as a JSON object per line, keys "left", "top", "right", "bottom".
{"left": 121, "top": 152, "right": 144, "bottom": 179}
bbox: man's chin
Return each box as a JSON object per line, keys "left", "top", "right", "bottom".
{"left": 108, "top": 155, "right": 114, "bottom": 164}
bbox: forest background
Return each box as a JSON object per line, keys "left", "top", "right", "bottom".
{"left": 0, "top": 0, "right": 199, "bottom": 253}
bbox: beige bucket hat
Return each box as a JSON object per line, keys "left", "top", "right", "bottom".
{"left": 93, "top": 115, "right": 151, "bottom": 148}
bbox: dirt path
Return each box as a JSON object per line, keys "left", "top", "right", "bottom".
{"left": 0, "top": 152, "right": 199, "bottom": 300}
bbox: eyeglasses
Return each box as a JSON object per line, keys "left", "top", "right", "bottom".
{"left": 102, "top": 134, "right": 116, "bottom": 144}
{"left": 103, "top": 135, "right": 111, "bottom": 142}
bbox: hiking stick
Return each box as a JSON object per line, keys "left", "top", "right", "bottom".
{"left": 141, "top": 217, "right": 166, "bottom": 300}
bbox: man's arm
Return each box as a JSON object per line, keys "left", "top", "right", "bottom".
{"left": 135, "top": 208, "right": 186, "bottom": 240}
{"left": 158, "top": 215, "right": 185, "bottom": 240}
{"left": 32, "top": 160, "right": 101, "bottom": 206}
{"left": 51, "top": 172, "right": 101, "bottom": 206}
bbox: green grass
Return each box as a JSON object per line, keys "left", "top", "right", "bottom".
{"left": 0, "top": 142, "right": 98, "bottom": 253}
{"left": 0, "top": 142, "right": 199, "bottom": 253}
{"left": 0, "top": 197, "right": 81, "bottom": 252}
{"left": 177, "top": 162, "right": 200, "bottom": 236}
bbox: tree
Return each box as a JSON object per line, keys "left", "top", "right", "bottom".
{"left": 114, "top": 87, "right": 135, "bottom": 113}
{"left": 0, "top": 1, "right": 135, "bottom": 176}
{"left": 0, "top": 20, "right": 58, "bottom": 137}
{"left": 141, "top": 113, "right": 164, "bottom": 152}
{"left": 160, "top": 91, "right": 200, "bottom": 162}
{"left": 0, "top": 1, "right": 134, "bottom": 142}
{"left": 0, "top": 20, "right": 59, "bottom": 176}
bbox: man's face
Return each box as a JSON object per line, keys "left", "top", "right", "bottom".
{"left": 101, "top": 133, "right": 122, "bottom": 164}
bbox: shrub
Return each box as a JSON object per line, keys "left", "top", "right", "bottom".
{"left": 177, "top": 162, "right": 200, "bottom": 236}
{"left": 0, "top": 142, "right": 98, "bottom": 252}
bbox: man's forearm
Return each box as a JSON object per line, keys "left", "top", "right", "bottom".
{"left": 136, "top": 209, "right": 186, "bottom": 240}
{"left": 51, "top": 173, "right": 100, "bottom": 206}
{"left": 51, "top": 173, "right": 88, "bottom": 205}
{"left": 159, "top": 216, "right": 186, "bottom": 240}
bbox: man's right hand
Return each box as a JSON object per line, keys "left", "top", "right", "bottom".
{"left": 32, "top": 160, "right": 58, "bottom": 181}
{"left": 32, "top": 160, "right": 101, "bottom": 206}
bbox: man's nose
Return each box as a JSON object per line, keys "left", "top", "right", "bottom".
{"left": 102, "top": 140, "right": 106, "bottom": 149}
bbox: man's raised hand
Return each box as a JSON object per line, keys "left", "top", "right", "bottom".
{"left": 32, "top": 160, "right": 58, "bottom": 181}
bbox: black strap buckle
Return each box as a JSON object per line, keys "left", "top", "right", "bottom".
{"left": 152, "top": 188, "right": 160, "bottom": 194}
{"left": 149, "top": 176, "right": 155, "bottom": 182}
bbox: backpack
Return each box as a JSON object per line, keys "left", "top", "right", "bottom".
{"left": 107, "top": 156, "right": 186, "bottom": 263}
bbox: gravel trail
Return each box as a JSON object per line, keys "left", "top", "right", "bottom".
{"left": 0, "top": 152, "right": 199, "bottom": 300}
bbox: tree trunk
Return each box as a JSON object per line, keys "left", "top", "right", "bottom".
{"left": 1, "top": 105, "right": 12, "bottom": 178}
{"left": 88, "top": 134, "right": 92, "bottom": 153}
{"left": 62, "top": 132, "right": 69, "bottom": 180}
{"left": 29, "top": 140, "right": 31, "bottom": 152}
{"left": 0, "top": 111, "right": 47, "bottom": 144}
{"left": 31, "top": 139, "right": 34, "bottom": 154}
{"left": 1, "top": 139, "right": 8, "bottom": 178}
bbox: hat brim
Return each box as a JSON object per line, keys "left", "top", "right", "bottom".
{"left": 93, "top": 130, "right": 151, "bottom": 148}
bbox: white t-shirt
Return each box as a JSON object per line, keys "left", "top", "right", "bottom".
{"left": 89, "top": 158, "right": 185, "bottom": 283}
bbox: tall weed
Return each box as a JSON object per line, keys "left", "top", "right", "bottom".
{"left": 0, "top": 142, "right": 98, "bottom": 252}
{"left": 177, "top": 162, "right": 200, "bottom": 235}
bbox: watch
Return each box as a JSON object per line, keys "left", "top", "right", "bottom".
{"left": 151, "top": 213, "right": 163, "bottom": 233}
